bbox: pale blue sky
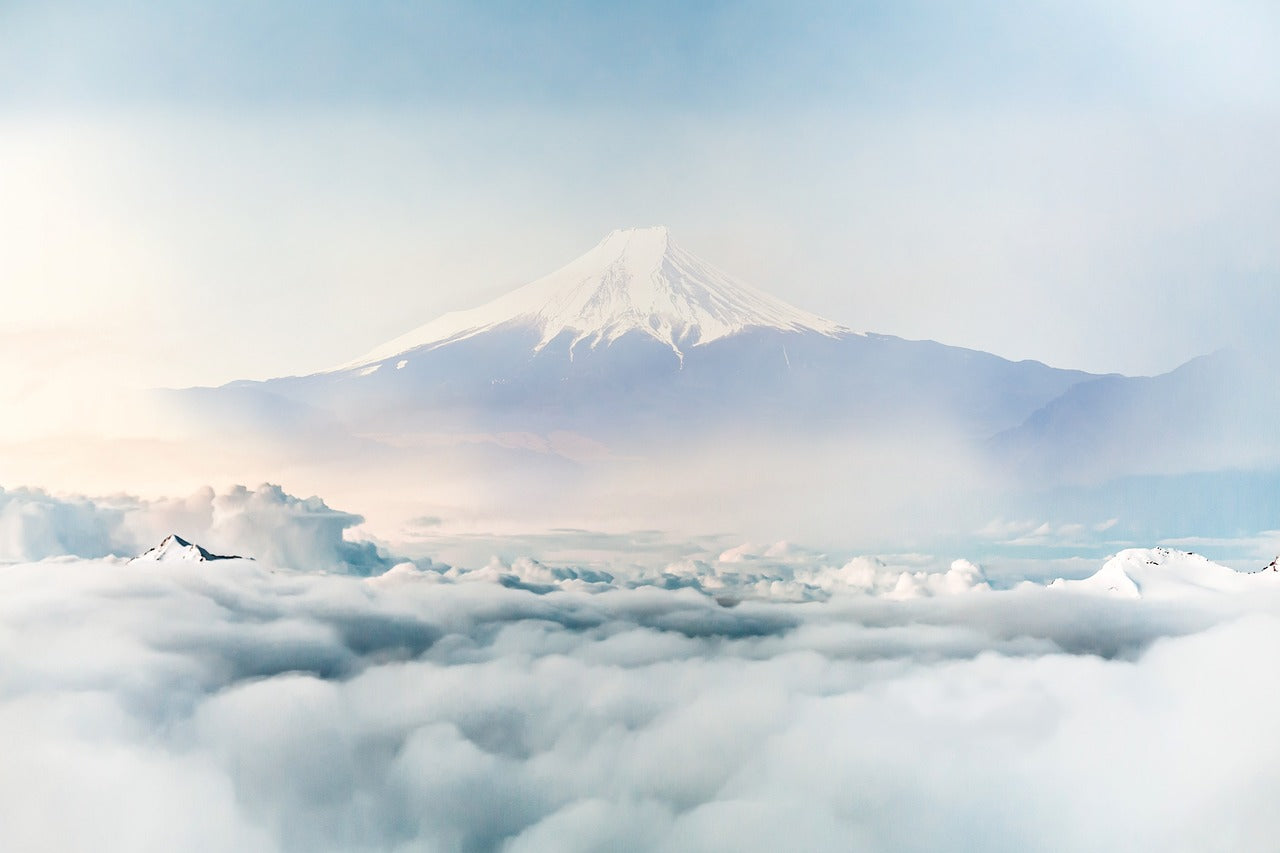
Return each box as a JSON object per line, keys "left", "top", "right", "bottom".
{"left": 1, "top": 1, "right": 1189, "bottom": 111}
{"left": 1, "top": 0, "right": 1277, "bottom": 414}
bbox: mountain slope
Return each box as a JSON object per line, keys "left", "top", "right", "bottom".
{"left": 992, "top": 348, "right": 1280, "bottom": 483}
{"left": 170, "top": 227, "right": 1101, "bottom": 450}
{"left": 1051, "top": 547, "right": 1276, "bottom": 599}
{"left": 132, "top": 534, "right": 240, "bottom": 563}
{"left": 342, "top": 226, "right": 846, "bottom": 368}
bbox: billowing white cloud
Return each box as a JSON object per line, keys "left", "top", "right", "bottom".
{"left": 0, "top": 483, "right": 395, "bottom": 574}
{"left": 0, "top": 486, "right": 126, "bottom": 561}
{"left": 2, "top": 538, "right": 1279, "bottom": 851}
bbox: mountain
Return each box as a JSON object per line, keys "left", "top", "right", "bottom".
{"left": 132, "top": 534, "right": 240, "bottom": 563}
{"left": 173, "top": 227, "right": 1099, "bottom": 448}
{"left": 1050, "top": 547, "right": 1274, "bottom": 599}
{"left": 992, "top": 347, "right": 1280, "bottom": 484}
{"left": 341, "top": 226, "right": 846, "bottom": 368}
{"left": 149, "top": 226, "right": 1279, "bottom": 544}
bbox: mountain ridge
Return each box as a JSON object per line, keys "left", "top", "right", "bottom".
{"left": 991, "top": 346, "right": 1280, "bottom": 483}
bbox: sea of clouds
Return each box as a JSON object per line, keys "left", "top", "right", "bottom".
{"left": 3, "top": 484, "right": 1280, "bottom": 851}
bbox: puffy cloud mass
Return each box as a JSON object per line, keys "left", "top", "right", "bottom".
{"left": 0, "top": 483, "right": 395, "bottom": 574}
{"left": 2, "top": 538, "right": 1280, "bottom": 851}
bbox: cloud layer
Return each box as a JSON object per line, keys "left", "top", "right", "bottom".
{"left": 3, "top": 543, "right": 1279, "bottom": 851}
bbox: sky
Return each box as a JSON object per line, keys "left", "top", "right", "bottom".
{"left": 1, "top": 0, "right": 1278, "bottom": 435}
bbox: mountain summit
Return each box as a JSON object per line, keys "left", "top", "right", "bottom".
{"left": 346, "top": 226, "right": 847, "bottom": 367}
{"left": 180, "top": 225, "right": 1098, "bottom": 463}
{"left": 131, "top": 534, "right": 240, "bottom": 563}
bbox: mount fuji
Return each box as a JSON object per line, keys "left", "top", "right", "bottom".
{"left": 343, "top": 226, "right": 847, "bottom": 367}
{"left": 175, "top": 226, "right": 1098, "bottom": 448}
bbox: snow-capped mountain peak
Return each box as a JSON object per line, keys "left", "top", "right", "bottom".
{"left": 131, "top": 534, "right": 239, "bottom": 563}
{"left": 1049, "top": 547, "right": 1274, "bottom": 599}
{"left": 344, "top": 226, "right": 849, "bottom": 368}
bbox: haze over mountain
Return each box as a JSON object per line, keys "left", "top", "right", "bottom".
{"left": 175, "top": 226, "right": 1097, "bottom": 446}
{"left": 994, "top": 347, "right": 1280, "bottom": 484}
{"left": 156, "top": 226, "right": 1279, "bottom": 548}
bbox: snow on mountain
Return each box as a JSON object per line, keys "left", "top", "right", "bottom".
{"left": 167, "top": 225, "right": 1102, "bottom": 488}
{"left": 1050, "top": 547, "right": 1274, "bottom": 599}
{"left": 342, "top": 226, "right": 848, "bottom": 368}
{"left": 132, "top": 534, "right": 240, "bottom": 563}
